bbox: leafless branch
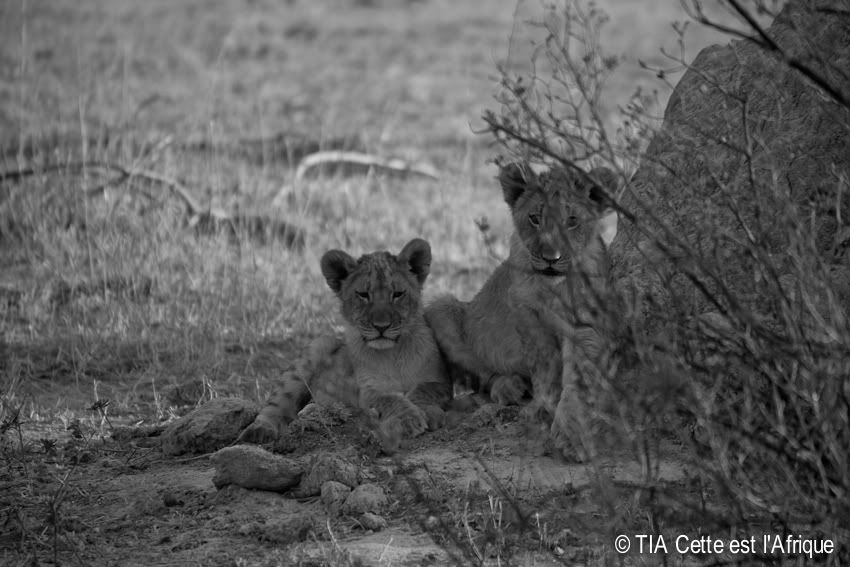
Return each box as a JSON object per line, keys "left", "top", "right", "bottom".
{"left": 0, "top": 160, "right": 306, "bottom": 248}
{"left": 293, "top": 151, "right": 440, "bottom": 183}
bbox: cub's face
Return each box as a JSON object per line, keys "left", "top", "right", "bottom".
{"left": 321, "top": 239, "right": 431, "bottom": 350}
{"left": 500, "top": 162, "right": 618, "bottom": 278}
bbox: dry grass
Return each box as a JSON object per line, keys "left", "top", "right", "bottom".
{"left": 1, "top": 0, "right": 738, "bottom": 419}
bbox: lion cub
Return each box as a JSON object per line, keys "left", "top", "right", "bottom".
{"left": 425, "top": 163, "right": 618, "bottom": 456}
{"left": 239, "top": 239, "right": 452, "bottom": 451}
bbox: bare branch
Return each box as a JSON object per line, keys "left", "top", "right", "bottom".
{"left": 293, "top": 151, "right": 440, "bottom": 183}
{"left": 0, "top": 160, "right": 204, "bottom": 215}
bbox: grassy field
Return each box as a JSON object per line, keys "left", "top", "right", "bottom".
{"left": 0, "top": 0, "right": 740, "bottom": 408}
{"left": 0, "top": 0, "right": 768, "bottom": 564}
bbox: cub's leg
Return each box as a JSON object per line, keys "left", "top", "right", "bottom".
{"left": 550, "top": 326, "right": 605, "bottom": 462}
{"left": 362, "top": 390, "right": 431, "bottom": 453}
{"left": 366, "top": 391, "right": 429, "bottom": 439}
{"left": 425, "top": 295, "right": 528, "bottom": 405}
{"left": 408, "top": 379, "right": 453, "bottom": 430}
{"left": 515, "top": 305, "right": 563, "bottom": 423}
{"left": 238, "top": 371, "right": 310, "bottom": 444}
{"left": 489, "top": 374, "right": 531, "bottom": 407}
{"left": 238, "top": 336, "right": 350, "bottom": 444}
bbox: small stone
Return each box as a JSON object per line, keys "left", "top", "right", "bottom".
{"left": 359, "top": 512, "right": 387, "bottom": 531}
{"left": 162, "top": 492, "right": 183, "bottom": 507}
{"left": 211, "top": 444, "right": 302, "bottom": 492}
{"left": 320, "top": 481, "right": 351, "bottom": 516}
{"left": 553, "top": 546, "right": 564, "bottom": 556}
{"left": 294, "top": 454, "right": 359, "bottom": 497}
{"left": 424, "top": 515, "right": 440, "bottom": 530}
{"left": 342, "top": 483, "right": 387, "bottom": 515}
{"left": 161, "top": 398, "right": 257, "bottom": 456}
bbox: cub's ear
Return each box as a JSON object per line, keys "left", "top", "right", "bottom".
{"left": 499, "top": 162, "right": 533, "bottom": 208}
{"left": 586, "top": 167, "right": 619, "bottom": 248}
{"left": 397, "top": 238, "right": 431, "bottom": 286}
{"left": 596, "top": 210, "right": 619, "bottom": 249}
{"left": 587, "top": 167, "right": 618, "bottom": 211}
{"left": 320, "top": 250, "right": 358, "bottom": 293}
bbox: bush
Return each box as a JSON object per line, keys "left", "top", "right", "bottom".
{"left": 484, "top": 0, "right": 850, "bottom": 560}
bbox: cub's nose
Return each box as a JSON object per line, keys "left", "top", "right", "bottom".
{"left": 372, "top": 321, "right": 391, "bottom": 334}
{"left": 540, "top": 246, "right": 562, "bottom": 264}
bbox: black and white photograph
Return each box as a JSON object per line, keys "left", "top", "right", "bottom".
{"left": 1, "top": 0, "right": 848, "bottom": 564}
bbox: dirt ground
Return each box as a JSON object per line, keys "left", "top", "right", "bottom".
{"left": 1, "top": 358, "right": 696, "bottom": 566}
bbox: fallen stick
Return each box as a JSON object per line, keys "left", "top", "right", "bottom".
{"left": 293, "top": 151, "right": 440, "bottom": 183}
{"left": 0, "top": 160, "right": 204, "bottom": 215}
{"left": 0, "top": 160, "right": 306, "bottom": 248}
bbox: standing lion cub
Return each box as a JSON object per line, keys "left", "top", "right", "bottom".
{"left": 239, "top": 238, "right": 453, "bottom": 451}
{"left": 425, "top": 162, "right": 619, "bottom": 458}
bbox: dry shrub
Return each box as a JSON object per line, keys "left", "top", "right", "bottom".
{"left": 485, "top": 0, "right": 850, "bottom": 558}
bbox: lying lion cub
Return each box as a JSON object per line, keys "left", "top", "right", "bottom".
{"left": 425, "top": 162, "right": 618, "bottom": 456}
{"left": 239, "top": 239, "right": 452, "bottom": 451}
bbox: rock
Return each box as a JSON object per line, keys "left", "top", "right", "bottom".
{"left": 342, "top": 483, "right": 388, "bottom": 515}
{"left": 236, "top": 516, "right": 316, "bottom": 545}
{"left": 162, "top": 492, "right": 184, "bottom": 507}
{"left": 424, "top": 515, "right": 440, "bottom": 530}
{"left": 161, "top": 398, "right": 258, "bottom": 456}
{"left": 359, "top": 512, "right": 387, "bottom": 531}
{"left": 111, "top": 423, "right": 164, "bottom": 447}
{"left": 294, "top": 401, "right": 353, "bottom": 432}
{"left": 211, "top": 445, "right": 302, "bottom": 491}
{"left": 320, "top": 480, "right": 351, "bottom": 516}
{"left": 611, "top": 0, "right": 850, "bottom": 327}
{"left": 294, "top": 454, "right": 359, "bottom": 497}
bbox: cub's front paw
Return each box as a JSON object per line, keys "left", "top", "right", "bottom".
{"left": 418, "top": 404, "right": 446, "bottom": 431}
{"left": 549, "top": 400, "right": 593, "bottom": 463}
{"left": 548, "top": 425, "right": 589, "bottom": 464}
{"left": 237, "top": 416, "right": 280, "bottom": 445}
{"left": 489, "top": 374, "right": 529, "bottom": 406}
{"left": 518, "top": 399, "right": 553, "bottom": 425}
{"left": 372, "top": 401, "right": 429, "bottom": 455}
{"left": 390, "top": 400, "right": 430, "bottom": 439}
{"left": 374, "top": 394, "right": 429, "bottom": 438}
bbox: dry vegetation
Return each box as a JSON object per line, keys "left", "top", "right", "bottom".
{"left": 3, "top": 0, "right": 844, "bottom": 565}
{"left": 486, "top": 0, "right": 848, "bottom": 564}
{"left": 0, "top": 0, "right": 740, "bottom": 419}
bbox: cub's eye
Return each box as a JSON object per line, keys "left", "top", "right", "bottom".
{"left": 528, "top": 212, "right": 541, "bottom": 227}
{"left": 392, "top": 290, "right": 406, "bottom": 301}
{"left": 566, "top": 215, "right": 579, "bottom": 229}
{"left": 356, "top": 291, "right": 370, "bottom": 301}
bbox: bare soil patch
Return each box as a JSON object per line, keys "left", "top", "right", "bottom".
{"left": 2, "top": 390, "right": 695, "bottom": 565}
